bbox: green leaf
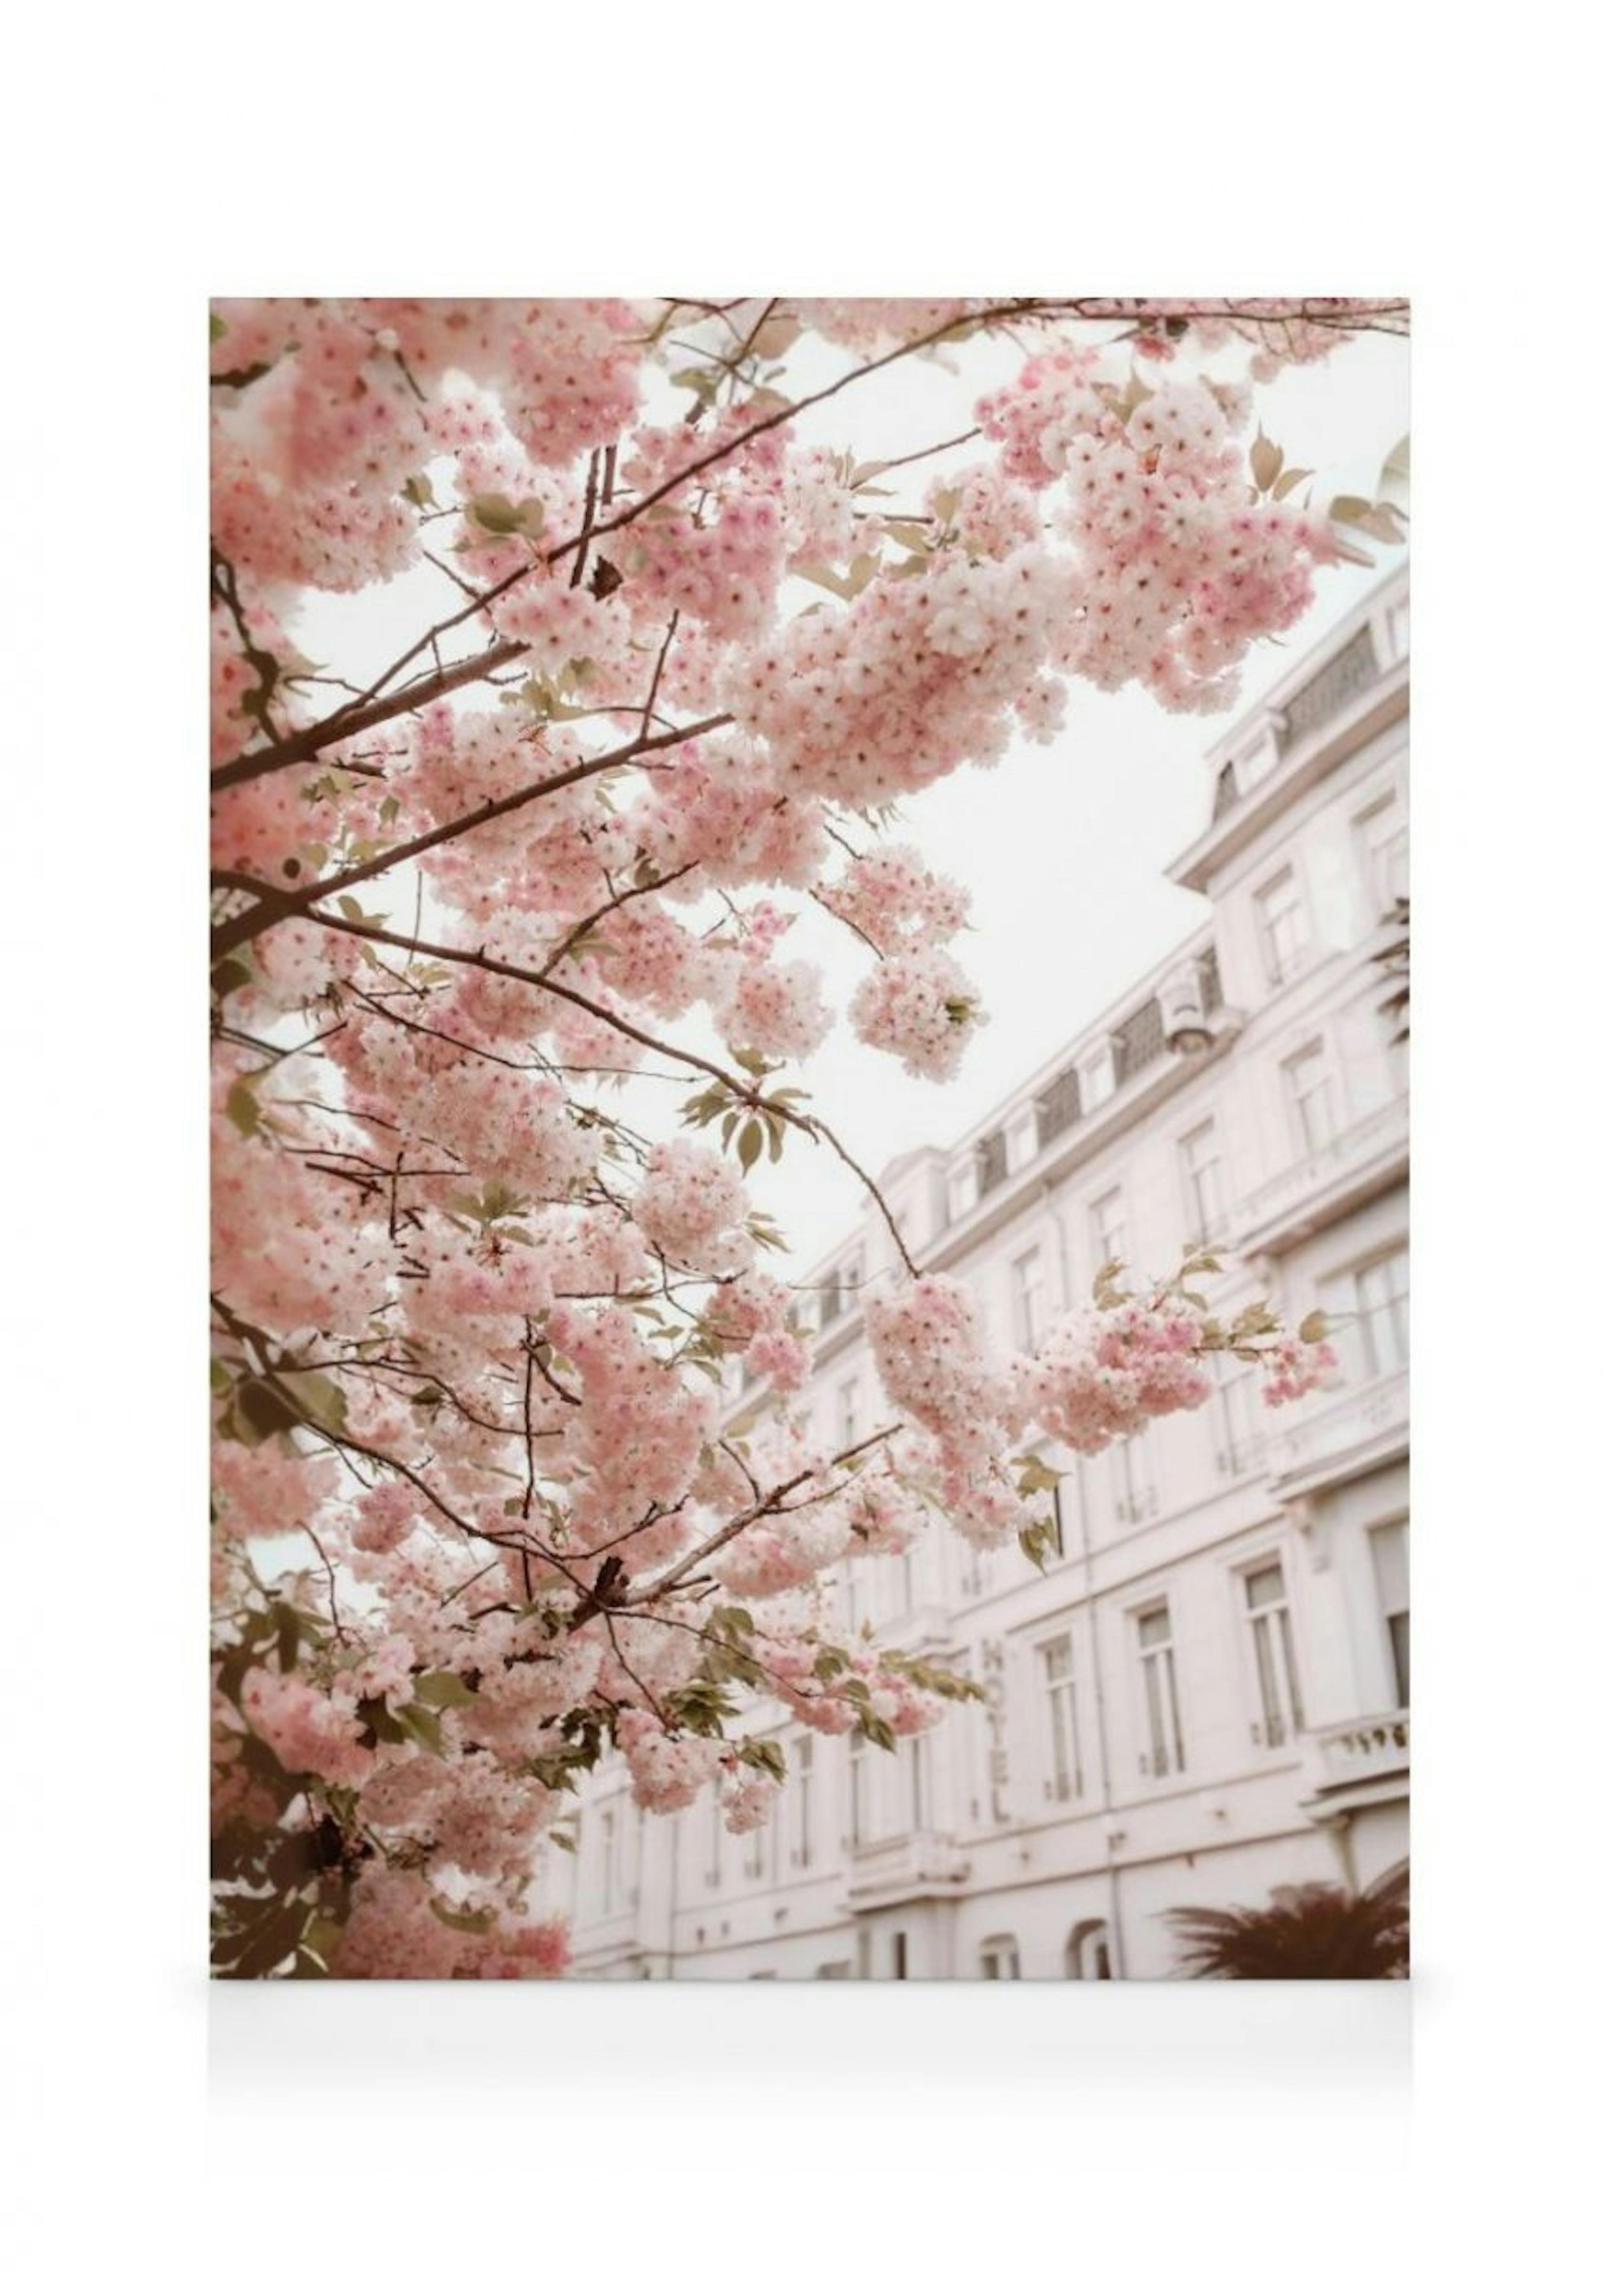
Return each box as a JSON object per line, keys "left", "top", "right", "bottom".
{"left": 1018, "top": 1517, "right": 1058, "bottom": 1570}
{"left": 414, "top": 1670, "right": 481, "bottom": 1711}
{"left": 209, "top": 313, "right": 228, "bottom": 344}
{"left": 211, "top": 951, "right": 255, "bottom": 999}
{"left": 225, "top": 1080, "right": 262, "bottom": 1138}
{"left": 234, "top": 1375, "right": 303, "bottom": 1441}
{"left": 284, "top": 1371, "right": 349, "bottom": 1435}
{"left": 1299, "top": 1309, "right": 1330, "bottom": 1344}
{"left": 466, "top": 491, "right": 525, "bottom": 536}
{"left": 1250, "top": 434, "right": 1285, "bottom": 493}
{"left": 393, "top": 1702, "right": 446, "bottom": 1756}
{"left": 737, "top": 1119, "right": 764, "bottom": 1173}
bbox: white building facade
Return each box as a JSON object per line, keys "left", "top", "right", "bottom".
{"left": 554, "top": 567, "right": 1411, "bottom": 1980}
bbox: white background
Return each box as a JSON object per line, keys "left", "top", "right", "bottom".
{"left": 4, "top": 3, "right": 1616, "bottom": 2264}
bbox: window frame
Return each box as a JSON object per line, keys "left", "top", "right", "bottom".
{"left": 1282, "top": 1038, "right": 1338, "bottom": 1159}
{"left": 1132, "top": 1599, "right": 1188, "bottom": 1780}
{"left": 1256, "top": 863, "right": 1312, "bottom": 987}
{"left": 1179, "top": 1116, "right": 1227, "bottom": 1245}
{"left": 1011, "top": 1243, "right": 1047, "bottom": 1353}
{"left": 1369, "top": 1516, "right": 1411, "bottom": 1710}
{"left": 1237, "top": 1556, "right": 1306, "bottom": 1750}
{"left": 1352, "top": 1247, "right": 1410, "bottom": 1379}
{"left": 1036, "top": 1629, "right": 1085, "bottom": 1806}
{"left": 1088, "top": 1183, "right": 1130, "bottom": 1272}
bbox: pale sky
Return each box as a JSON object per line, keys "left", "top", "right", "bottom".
{"left": 293, "top": 315, "right": 1409, "bottom": 1280}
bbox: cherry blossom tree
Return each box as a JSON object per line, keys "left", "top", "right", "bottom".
{"left": 210, "top": 296, "right": 1406, "bottom": 1978}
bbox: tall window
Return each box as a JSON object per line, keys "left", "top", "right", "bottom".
{"left": 1136, "top": 1605, "right": 1186, "bottom": 1777}
{"left": 744, "top": 1819, "right": 768, "bottom": 1881}
{"left": 848, "top": 1729, "right": 865, "bottom": 1848}
{"left": 1257, "top": 868, "right": 1311, "bottom": 986}
{"left": 1243, "top": 1562, "right": 1304, "bottom": 1747}
{"left": 1081, "top": 1049, "right": 1114, "bottom": 1112}
{"left": 837, "top": 1376, "right": 861, "bottom": 1449}
{"left": 1371, "top": 1519, "right": 1410, "bottom": 1709}
{"left": 704, "top": 1791, "right": 721, "bottom": 1889}
{"left": 979, "top": 1934, "right": 1021, "bottom": 1980}
{"left": 1090, "top": 1186, "right": 1129, "bottom": 1269}
{"left": 791, "top": 1734, "right": 815, "bottom": 1870}
{"left": 1012, "top": 1246, "right": 1047, "bottom": 1352}
{"left": 948, "top": 1157, "right": 979, "bottom": 1221}
{"left": 1039, "top": 1634, "right": 1084, "bottom": 1804}
{"left": 1111, "top": 1431, "right": 1155, "bottom": 1525}
{"left": 598, "top": 1802, "right": 620, "bottom": 1916}
{"left": 1356, "top": 791, "right": 1410, "bottom": 918}
{"left": 1213, "top": 1365, "right": 1262, "bottom": 1477}
{"left": 1353, "top": 1250, "right": 1410, "bottom": 1378}
{"left": 1284, "top": 1042, "right": 1336, "bottom": 1157}
{"left": 1180, "top": 1120, "right": 1226, "bottom": 1243}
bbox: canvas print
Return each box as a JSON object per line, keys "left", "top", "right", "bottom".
{"left": 210, "top": 297, "right": 1410, "bottom": 1981}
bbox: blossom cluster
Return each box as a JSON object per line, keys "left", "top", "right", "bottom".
{"left": 850, "top": 946, "right": 985, "bottom": 1081}
{"left": 1026, "top": 1294, "right": 1213, "bottom": 1454}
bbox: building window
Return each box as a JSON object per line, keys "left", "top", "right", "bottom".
{"left": 948, "top": 1156, "right": 979, "bottom": 1221}
{"left": 1284, "top": 1041, "right": 1337, "bottom": 1158}
{"left": 1212, "top": 1365, "right": 1263, "bottom": 1477}
{"left": 816, "top": 1271, "right": 841, "bottom": 1329}
{"left": 976, "top": 1129, "right": 1009, "bottom": 1199}
{"left": 1081, "top": 1049, "right": 1115, "bottom": 1112}
{"left": 1257, "top": 867, "right": 1311, "bottom": 987}
{"left": 1111, "top": 1431, "right": 1156, "bottom": 1525}
{"left": 1012, "top": 1246, "right": 1047, "bottom": 1353}
{"left": 1039, "top": 1634, "right": 1084, "bottom": 1804}
{"left": 1357, "top": 791, "right": 1410, "bottom": 919}
{"left": 1180, "top": 1119, "right": 1226, "bottom": 1244}
{"left": 703, "top": 1792, "right": 722, "bottom": 1889}
{"left": 1135, "top": 1604, "right": 1186, "bottom": 1778}
{"left": 598, "top": 1802, "right": 620, "bottom": 1916}
{"left": 1112, "top": 996, "right": 1166, "bottom": 1080}
{"left": 848, "top": 1730, "right": 865, "bottom": 1848}
{"left": 790, "top": 1735, "right": 815, "bottom": 1870}
{"left": 1353, "top": 1249, "right": 1410, "bottom": 1379}
{"left": 1035, "top": 1065, "right": 1081, "bottom": 1145}
{"left": 1371, "top": 1518, "right": 1410, "bottom": 1709}
{"left": 1065, "top": 1920, "right": 1114, "bottom": 1980}
{"left": 744, "top": 1820, "right": 768, "bottom": 1881}
{"left": 1090, "top": 1186, "right": 1128, "bottom": 1270}
{"left": 836, "top": 1376, "right": 861, "bottom": 1450}
{"left": 892, "top": 1932, "right": 909, "bottom": 1981}
{"left": 979, "top": 1934, "right": 1021, "bottom": 1980}
{"left": 1007, "top": 1111, "right": 1038, "bottom": 1172}
{"left": 1243, "top": 1562, "right": 1304, "bottom": 1747}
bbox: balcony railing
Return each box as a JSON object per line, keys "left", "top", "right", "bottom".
{"left": 1230, "top": 1096, "right": 1408, "bottom": 1254}
{"left": 846, "top": 1831, "right": 970, "bottom": 1907}
{"left": 1313, "top": 1709, "right": 1409, "bottom": 1791}
{"left": 1270, "top": 1369, "right": 1408, "bottom": 1492}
